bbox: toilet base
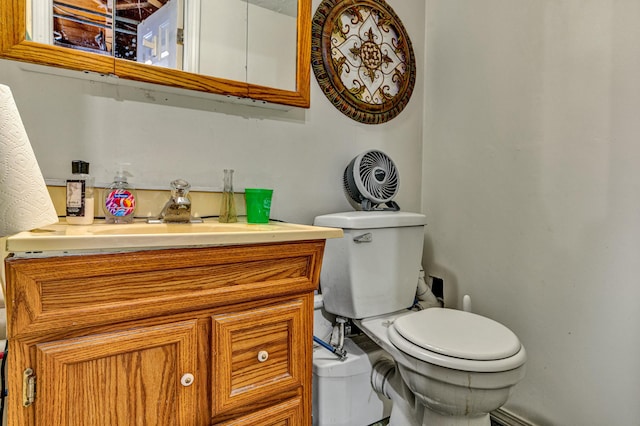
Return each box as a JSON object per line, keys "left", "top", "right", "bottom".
{"left": 374, "top": 360, "right": 492, "bottom": 426}
{"left": 422, "top": 409, "right": 490, "bottom": 426}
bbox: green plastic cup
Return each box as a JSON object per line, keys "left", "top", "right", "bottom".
{"left": 244, "top": 188, "right": 273, "bottom": 224}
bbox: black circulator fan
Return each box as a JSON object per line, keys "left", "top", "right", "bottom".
{"left": 343, "top": 150, "right": 400, "bottom": 211}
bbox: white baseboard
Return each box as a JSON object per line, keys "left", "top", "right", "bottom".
{"left": 492, "top": 408, "right": 536, "bottom": 426}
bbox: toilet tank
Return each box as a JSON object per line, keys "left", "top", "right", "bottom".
{"left": 313, "top": 211, "right": 427, "bottom": 319}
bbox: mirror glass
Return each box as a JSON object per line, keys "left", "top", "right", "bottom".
{"left": 26, "top": 0, "right": 297, "bottom": 91}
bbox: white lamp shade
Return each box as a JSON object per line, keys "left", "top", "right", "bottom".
{"left": 0, "top": 84, "right": 58, "bottom": 237}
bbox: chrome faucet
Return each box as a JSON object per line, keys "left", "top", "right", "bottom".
{"left": 159, "top": 179, "right": 193, "bottom": 223}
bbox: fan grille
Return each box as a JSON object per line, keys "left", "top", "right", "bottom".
{"left": 344, "top": 150, "right": 399, "bottom": 207}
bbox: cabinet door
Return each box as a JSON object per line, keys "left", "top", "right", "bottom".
{"left": 212, "top": 299, "right": 307, "bottom": 420}
{"left": 34, "top": 320, "right": 199, "bottom": 426}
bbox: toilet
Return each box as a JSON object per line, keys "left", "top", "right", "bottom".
{"left": 313, "top": 211, "right": 526, "bottom": 426}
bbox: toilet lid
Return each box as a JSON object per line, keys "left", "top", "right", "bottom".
{"left": 393, "top": 308, "right": 521, "bottom": 361}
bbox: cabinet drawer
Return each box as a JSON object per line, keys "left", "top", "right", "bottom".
{"left": 212, "top": 298, "right": 307, "bottom": 420}
{"left": 5, "top": 241, "right": 324, "bottom": 338}
{"left": 216, "top": 397, "right": 303, "bottom": 425}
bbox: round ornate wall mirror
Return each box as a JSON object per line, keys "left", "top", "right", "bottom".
{"left": 311, "top": 0, "right": 416, "bottom": 124}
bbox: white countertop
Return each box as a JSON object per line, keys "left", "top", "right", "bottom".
{"left": 5, "top": 219, "right": 344, "bottom": 253}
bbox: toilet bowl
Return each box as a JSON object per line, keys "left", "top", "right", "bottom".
{"left": 357, "top": 309, "right": 526, "bottom": 425}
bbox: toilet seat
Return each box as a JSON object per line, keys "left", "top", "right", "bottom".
{"left": 388, "top": 308, "right": 526, "bottom": 373}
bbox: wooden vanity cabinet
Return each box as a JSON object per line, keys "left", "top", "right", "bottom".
{"left": 4, "top": 240, "right": 325, "bottom": 425}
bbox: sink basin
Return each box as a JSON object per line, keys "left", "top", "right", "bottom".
{"left": 6, "top": 219, "right": 343, "bottom": 252}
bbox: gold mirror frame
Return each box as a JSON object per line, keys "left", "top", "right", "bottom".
{"left": 0, "top": 0, "right": 311, "bottom": 108}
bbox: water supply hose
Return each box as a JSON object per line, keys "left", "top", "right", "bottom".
{"left": 313, "top": 336, "right": 347, "bottom": 361}
{"left": 335, "top": 317, "right": 346, "bottom": 350}
{"left": 415, "top": 267, "right": 440, "bottom": 309}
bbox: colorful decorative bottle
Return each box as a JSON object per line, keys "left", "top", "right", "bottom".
{"left": 103, "top": 166, "right": 137, "bottom": 224}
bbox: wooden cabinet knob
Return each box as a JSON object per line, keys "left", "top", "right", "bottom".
{"left": 257, "top": 350, "right": 269, "bottom": 362}
{"left": 181, "top": 373, "right": 195, "bottom": 387}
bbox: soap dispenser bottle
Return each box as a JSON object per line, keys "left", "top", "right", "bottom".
{"left": 66, "top": 160, "right": 95, "bottom": 225}
{"left": 103, "top": 165, "right": 137, "bottom": 224}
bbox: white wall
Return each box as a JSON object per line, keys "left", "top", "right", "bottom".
{"left": 424, "top": 1, "right": 640, "bottom": 424}
{"left": 0, "top": 0, "right": 425, "bottom": 226}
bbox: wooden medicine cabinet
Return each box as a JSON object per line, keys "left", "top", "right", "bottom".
{"left": 0, "top": 0, "right": 311, "bottom": 108}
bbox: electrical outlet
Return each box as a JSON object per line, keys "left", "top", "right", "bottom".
{"left": 430, "top": 276, "right": 444, "bottom": 306}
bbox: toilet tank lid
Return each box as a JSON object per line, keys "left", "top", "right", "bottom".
{"left": 313, "top": 211, "right": 427, "bottom": 229}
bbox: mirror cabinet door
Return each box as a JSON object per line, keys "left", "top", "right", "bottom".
{"left": 246, "top": 0, "right": 297, "bottom": 91}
